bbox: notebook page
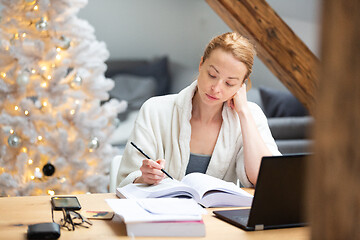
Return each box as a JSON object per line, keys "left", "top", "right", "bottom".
{"left": 181, "top": 173, "right": 252, "bottom": 198}
{"left": 136, "top": 198, "right": 206, "bottom": 215}
{"left": 106, "top": 199, "right": 203, "bottom": 223}
{"left": 117, "top": 178, "right": 200, "bottom": 200}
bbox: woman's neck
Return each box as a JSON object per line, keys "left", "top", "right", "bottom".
{"left": 192, "top": 90, "right": 223, "bottom": 123}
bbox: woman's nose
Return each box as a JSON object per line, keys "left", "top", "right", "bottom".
{"left": 211, "top": 80, "right": 222, "bottom": 92}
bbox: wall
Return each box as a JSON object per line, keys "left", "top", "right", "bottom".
{"left": 0, "top": 1, "right": 319, "bottom": 92}
{"left": 71, "top": 1, "right": 319, "bottom": 93}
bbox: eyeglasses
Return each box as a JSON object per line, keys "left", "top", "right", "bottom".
{"left": 51, "top": 207, "right": 92, "bottom": 231}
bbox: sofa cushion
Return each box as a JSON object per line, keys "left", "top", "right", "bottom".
{"left": 268, "top": 116, "right": 313, "bottom": 140}
{"left": 109, "top": 74, "right": 157, "bottom": 111}
{"left": 276, "top": 139, "right": 313, "bottom": 154}
{"left": 259, "top": 87, "right": 309, "bottom": 118}
{"left": 105, "top": 57, "right": 171, "bottom": 96}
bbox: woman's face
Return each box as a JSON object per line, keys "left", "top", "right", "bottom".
{"left": 197, "top": 48, "right": 248, "bottom": 107}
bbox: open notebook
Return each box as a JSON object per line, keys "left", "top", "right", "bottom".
{"left": 213, "top": 154, "right": 309, "bottom": 231}
{"left": 116, "top": 172, "right": 253, "bottom": 208}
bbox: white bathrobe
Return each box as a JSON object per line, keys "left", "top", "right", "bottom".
{"left": 117, "top": 81, "right": 280, "bottom": 188}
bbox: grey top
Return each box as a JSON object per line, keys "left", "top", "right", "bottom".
{"left": 185, "top": 153, "right": 212, "bottom": 175}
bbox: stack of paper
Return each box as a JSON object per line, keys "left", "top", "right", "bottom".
{"left": 106, "top": 198, "right": 207, "bottom": 237}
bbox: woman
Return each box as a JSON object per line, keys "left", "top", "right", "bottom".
{"left": 117, "top": 32, "right": 280, "bottom": 188}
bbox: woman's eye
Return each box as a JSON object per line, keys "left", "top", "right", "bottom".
{"left": 226, "top": 82, "right": 234, "bottom": 87}
{"left": 208, "top": 73, "right": 216, "bottom": 78}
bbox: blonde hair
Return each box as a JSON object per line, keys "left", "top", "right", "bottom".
{"left": 202, "top": 32, "right": 256, "bottom": 87}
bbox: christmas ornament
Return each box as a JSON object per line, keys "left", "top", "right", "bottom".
{"left": 8, "top": 134, "right": 21, "bottom": 148}
{"left": 70, "top": 74, "right": 82, "bottom": 88}
{"left": 57, "top": 35, "right": 71, "bottom": 50}
{"left": 42, "top": 163, "right": 55, "bottom": 176}
{"left": 88, "top": 137, "right": 99, "bottom": 150}
{"left": 16, "top": 70, "right": 30, "bottom": 86}
{"left": 35, "top": 18, "right": 48, "bottom": 31}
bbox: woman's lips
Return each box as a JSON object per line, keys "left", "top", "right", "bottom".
{"left": 206, "top": 93, "right": 219, "bottom": 100}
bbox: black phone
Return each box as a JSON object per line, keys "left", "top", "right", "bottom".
{"left": 51, "top": 196, "right": 81, "bottom": 211}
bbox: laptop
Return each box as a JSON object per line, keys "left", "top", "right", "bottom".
{"left": 213, "top": 154, "right": 308, "bottom": 231}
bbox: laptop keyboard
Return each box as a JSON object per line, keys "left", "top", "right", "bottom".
{"left": 229, "top": 215, "right": 249, "bottom": 225}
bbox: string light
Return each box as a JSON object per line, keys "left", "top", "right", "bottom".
{"left": 37, "top": 135, "right": 43, "bottom": 141}
{"left": 28, "top": 159, "right": 33, "bottom": 165}
{"left": 41, "top": 65, "right": 47, "bottom": 71}
{"left": 41, "top": 81, "right": 47, "bottom": 88}
{"left": 9, "top": 129, "right": 14, "bottom": 134}
{"left": 24, "top": 110, "right": 29, "bottom": 116}
{"left": 21, "top": 33, "right": 27, "bottom": 38}
{"left": 30, "top": 175, "right": 35, "bottom": 180}
{"left": 70, "top": 109, "right": 75, "bottom": 115}
{"left": 14, "top": 105, "right": 19, "bottom": 111}
{"left": 31, "top": 69, "right": 36, "bottom": 74}
{"left": 56, "top": 47, "right": 61, "bottom": 52}
{"left": 22, "top": 147, "right": 28, "bottom": 153}
{"left": 1, "top": 72, "right": 6, "bottom": 78}
{"left": 48, "top": 190, "right": 55, "bottom": 196}
{"left": 42, "top": 101, "right": 48, "bottom": 107}
{"left": 33, "top": 5, "right": 39, "bottom": 11}
{"left": 55, "top": 54, "right": 61, "bottom": 60}
{"left": 47, "top": 75, "right": 52, "bottom": 80}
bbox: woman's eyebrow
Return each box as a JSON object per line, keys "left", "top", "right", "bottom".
{"left": 209, "top": 65, "right": 219, "bottom": 73}
{"left": 209, "top": 65, "right": 240, "bottom": 81}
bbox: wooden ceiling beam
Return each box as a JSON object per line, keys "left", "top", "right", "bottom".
{"left": 206, "top": 0, "right": 319, "bottom": 113}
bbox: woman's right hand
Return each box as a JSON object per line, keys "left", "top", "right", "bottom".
{"left": 134, "top": 159, "right": 166, "bottom": 184}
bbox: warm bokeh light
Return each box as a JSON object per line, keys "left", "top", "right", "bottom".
{"left": 48, "top": 190, "right": 55, "bottom": 196}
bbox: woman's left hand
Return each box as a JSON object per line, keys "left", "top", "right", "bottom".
{"left": 227, "top": 82, "right": 248, "bottom": 114}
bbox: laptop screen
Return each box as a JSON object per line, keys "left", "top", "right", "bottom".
{"left": 247, "top": 154, "right": 308, "bottom": 229}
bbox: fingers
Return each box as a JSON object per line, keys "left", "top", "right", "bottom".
{"left": 157, "top": 159, "right": 165, "bottom": 168}
{"left": 140, "top": 159, "right": 166, "bottom": 185}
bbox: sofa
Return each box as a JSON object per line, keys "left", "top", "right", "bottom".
{"left": 247, "top": 87, "right": 313, "bottom": 154}
{"left": 105, "top": 57, "right": 313, "bottom": 155}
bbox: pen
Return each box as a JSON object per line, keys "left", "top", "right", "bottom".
{"left": 130, "top": 141, "right": 174, "bottom": 180}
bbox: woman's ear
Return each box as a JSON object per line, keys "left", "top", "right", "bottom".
{"left": 245, "top": 78, "right": 252, "bottom": 92}
{"left": 199, "top": 56, "right": 204, "bottom": 71}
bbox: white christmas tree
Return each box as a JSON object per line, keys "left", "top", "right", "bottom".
{"left": 0, "top": 0, "right": 126, "bottom": 196}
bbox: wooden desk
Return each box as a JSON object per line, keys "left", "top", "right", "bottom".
{"left": 0, "top": 192, "right": 309, "bottom": 239}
